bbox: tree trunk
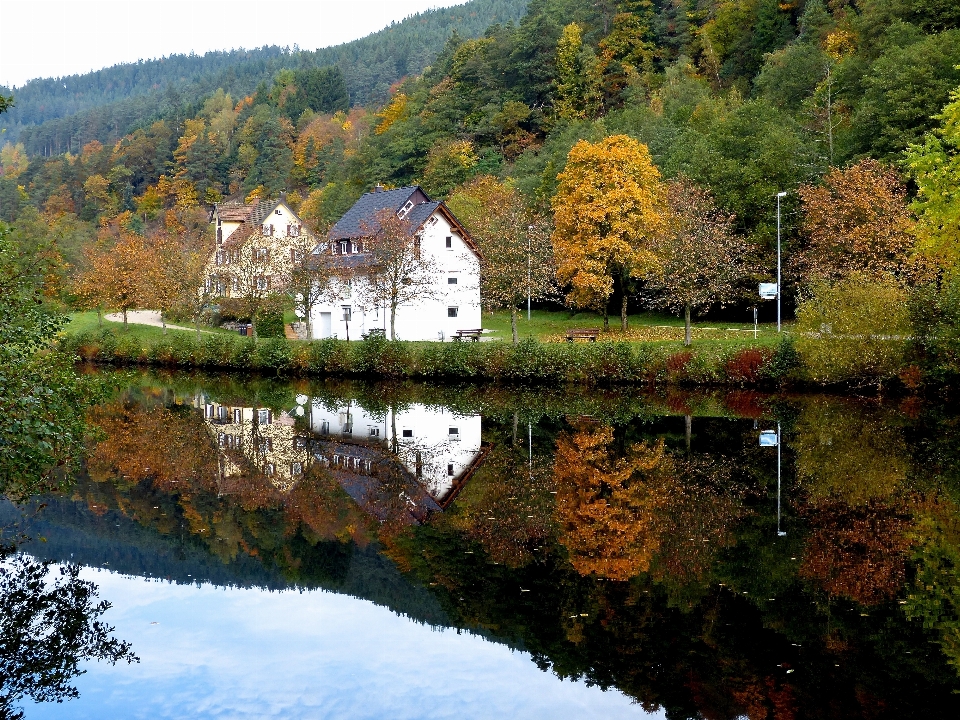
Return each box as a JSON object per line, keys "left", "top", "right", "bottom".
{"left": 122, "top": 308, "right": 128, "bottom": 329}
{"left": 97, "top": 307, "right": 103, "bottom": 329}
{"left": 621, "top": 292, "right": 628, "bottom": 332}
{"left": 684, "top": 303, "right": 692, "bottom": 347}
{"left": 511, "top": 305, "right": 519, "bottom": 345}
{"left": 195, "top": 314, "right": 201, "bottom": 342}
{"left": 390, "top": 302, "right": 397, "bottom": 341}
{"left": 685, "top": 414, "right": 692, "bottom": 452}
{"left": 305, "top": 310, "right": 312, "bottom": 342}
{"left": 161, "top": 314, "right": 167, "bottom": 335}
{"left": 602, "top": 303, "right": 609, "bottom": 332}
{"left": 512, "top": 411, "right": 518, "bottom": 447}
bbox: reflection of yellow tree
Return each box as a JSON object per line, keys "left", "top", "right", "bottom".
{"left": 554, "top": 418, "right": 668, "bottom": 581}
{"left": 791, "top": 398, "right": 908, "bottom": 504}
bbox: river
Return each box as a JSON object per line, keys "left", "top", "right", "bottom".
{"left": 3, "top": 369, "right": 959, "bottom": 718}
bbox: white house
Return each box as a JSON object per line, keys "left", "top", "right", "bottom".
{"left": 304, "top": 185, "right": 481, "bottom": 341}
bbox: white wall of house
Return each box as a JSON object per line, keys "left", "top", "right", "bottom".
{"left": 307, "top": 400, "right": 482, "bottom": 505}
{"left": 306, "top": 209, "right": 481, "bottom": 341}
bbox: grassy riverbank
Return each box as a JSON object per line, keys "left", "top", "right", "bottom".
{"left": 59, "top": 322, "right": 799, "bottom": 387}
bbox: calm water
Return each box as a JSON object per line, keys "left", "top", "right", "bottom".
{"left": 4, "top": 371, "right": 960, "bottom": 718}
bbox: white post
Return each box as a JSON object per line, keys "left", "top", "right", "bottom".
{"left": 776, "top": 192, "right": 786, "bottom": 333}
{"left": 528, "top": 421, "right": 532, "bottom": 472}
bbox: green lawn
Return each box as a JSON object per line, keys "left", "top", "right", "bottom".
{"left": 64, "top": 311, "right": 235, "bottom": 341}
{"left": 481, "top": 308, "right": 788, "bottom": 345}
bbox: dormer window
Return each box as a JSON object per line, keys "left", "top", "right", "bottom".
{"left": 397, "top": 200, "right": 414, "bottom": 219}
{"left": 426, "top": 216, "right": 439, "bottom": 227}
{"left": 340, "top": 241, "right": 348, "bottom": 254}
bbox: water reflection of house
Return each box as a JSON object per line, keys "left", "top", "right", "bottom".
{"left": 305, "top": 400, "right": 487, "bottom": 513}
{"left": 193, "top": 396, "right": 310, "bottom": 491}
{"left": 192, "top": 394, "right": 487, "bottom": 523}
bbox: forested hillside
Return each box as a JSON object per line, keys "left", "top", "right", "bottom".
{"left": 3, "top": 0, "right": 960, "bottom": 343}
{"left": 0, "top": 0, "right": 529, "bottom": 151}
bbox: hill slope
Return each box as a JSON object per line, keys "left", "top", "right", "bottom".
{"left": 0, "top": 0, "right": 529, "bottom": 151}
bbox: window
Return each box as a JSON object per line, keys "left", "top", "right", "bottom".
{"left": 448, "top": 307, "right": 458, "bottom": 318}
{"left": 291, "top": 462, "right": 303, "bottom": 476}
{"left": 264, "top": 463, "right": 275, "bottom": 476}
{"left": 258, "top": 409, "right": 271, "bottom": 424}
{"left": 320, "top": 420, "right": 330, "bottom": 435}
{"left": 398, "top": 200, "right": 414, "bottom": 219}
{"left": 275, "top": 209, "right": 282, "bottom": 215}
{"left": 256, "top": 276, "right": 269, "bottom": 291}
{"left": 445, "top": 236, "right": 452, "bottom": 249}
{"left": 342, "top": 422, "right": 353, "bottom": 436}
{"left": 233, "top": 408, "right": 243, "bottom": 424}
{"left": 426, "top": 216, "right": 439, "bottom": 227}
{"left": 218, "top": 433, "right": 225, "bottom": 447}
{"left": 447, "top": 463, "right": 455, "bottom": 476}
{"left": 291, "top": 249, "right": 303, "bottom": 262}
{"left": 449, "top": 427, "right": 459, "bottom": 436}
{"left": 413, "top": 236, "right": 421, "bottom": 259}
{"left": 369, "top": 427, "right": 380, "bottom": 437}
{"left": 340, "top": 241, "right": 348, "bottom": 254}
{"left": 342, "top": 306, "right": 352, "bottom": 321}
{"left": 402, "top": 429, "right": 413, "bottom": 438}
{"left": 447, "top": 276, "right": 458, "bottom": 285}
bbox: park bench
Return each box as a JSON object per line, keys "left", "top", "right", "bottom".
{"left": 452, "top": 329, "right": 483, "bottom": 342}
{"left": 566, "top": 328, "right": 601, "bottom": 342}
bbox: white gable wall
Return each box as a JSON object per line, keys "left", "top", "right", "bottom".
{"left": 308, "top": 208, "right": 481, "bottom": 341}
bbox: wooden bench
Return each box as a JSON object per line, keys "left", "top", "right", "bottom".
{"left": 566, "top": 328, "right": 601, "bottom": 342}
{"left": 452, "top": 329, "right": 483, "bottom": 342}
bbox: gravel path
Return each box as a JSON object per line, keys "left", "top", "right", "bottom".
{"left": 104, "top": 310, "right": 213, "bottom": 333}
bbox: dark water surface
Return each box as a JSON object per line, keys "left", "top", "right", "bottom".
{"left": 5, "top": 370, "right": 960, "bottom": 718}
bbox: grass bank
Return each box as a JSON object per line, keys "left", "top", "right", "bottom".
{"left": 59, "top": 325, "right": 800, "bottom": 387}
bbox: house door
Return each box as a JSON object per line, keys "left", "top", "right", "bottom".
{"left": 319, "top": 312, "right": 332, "bottom": 338}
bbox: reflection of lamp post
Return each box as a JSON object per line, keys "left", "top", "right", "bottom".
{"left": 760, "top": 423, "right": 786, "bottom": 536}
{"left": 527, "top": 225, "right": 534, "bottom": 321}
{"left": 776, "top": 191, "right": 787, "bottom": 333}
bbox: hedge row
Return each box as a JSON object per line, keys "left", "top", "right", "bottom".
{"left": 59, "top": 330, "right": 801, "bottom": 387}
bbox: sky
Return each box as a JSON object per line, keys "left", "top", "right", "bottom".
{"left": 24, "top": 569, "right": 660, "bottom": 719}
{"left": 0, "top": 0, "right": 468, "bottom": 89}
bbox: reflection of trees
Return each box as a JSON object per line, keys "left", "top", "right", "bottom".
{"left": 553, "top": 419, "right": 669, "bottom": 581}
{"left": 799, "top": 499, "right": 914, "bottom": 606}
{"left": 0, "top": 552, "right": 137, "bottom": 719}
{"left": 442, "top": 443, "right": 556, "bottom": 568}
{"left": 791, "top": 398, "right": 908, "bottom": 504}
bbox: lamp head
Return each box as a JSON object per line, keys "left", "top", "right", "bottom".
{"left": 777, "top": 191, "right": 787, "bottom": 198}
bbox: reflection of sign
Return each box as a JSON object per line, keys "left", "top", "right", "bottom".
{"left": 759, "top": 283, "right": 778, "bottom": 300}
{"left": 759, "top": 430, "right": 779, "bottom": 447}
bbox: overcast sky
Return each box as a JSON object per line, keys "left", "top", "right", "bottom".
{"left": 0, "top": 0, "right": 467, "bottom": 88}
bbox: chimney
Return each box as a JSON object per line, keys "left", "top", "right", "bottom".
{"left": 374, "top": 183, "right": 385, "bottom": 192}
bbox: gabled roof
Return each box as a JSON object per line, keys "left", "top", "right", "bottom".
{"left": 329, "top": 186, "right": 425, "bottom": 241}
{"left": 328, "top": 186, "right": 481, "bottom": 259}
{"left": 215, "top": 197, "right": 314, "bottom": 249}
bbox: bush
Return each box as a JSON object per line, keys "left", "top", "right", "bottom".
{"left": 254, "top": 308, "right": 286, "bottom": 339}
{"left": 724, "top": 347, "right": 774, "bottom": 385}
{"left": 795, "top": 273, "right": 911, "bottom": 385}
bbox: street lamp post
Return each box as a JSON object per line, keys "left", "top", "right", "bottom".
{"left": 527, "top": 225, "right": 534, "bottom": 321}
{"left": 776, "top": 191, "right": 786, "bottom": 333}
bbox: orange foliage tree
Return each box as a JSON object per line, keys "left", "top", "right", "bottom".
{"left": 553, "top": 418, "right": 669, "bottom": 580}
{"left": 447, "top": 176, "right": 556, "bottom": 344}
{"left": 793, "top": 159, "right": 918, "bottom": 293}
{"left": 73, "top": 231, "right": 155, "bottom": 326}
{"left": 552, "top": 135, "right": 666, "bottom": 330}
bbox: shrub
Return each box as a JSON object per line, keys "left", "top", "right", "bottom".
{"left": 666, "top": 351, "right": 693, "bottom": 382}
{"left": 723, "top": 347, "right": 774, "bottom": 385}
{"left": 254, "top": 308, "right": 286, "bottom": 339}
{"left": 795, "top": 273, "right": 911, "bottom": 385}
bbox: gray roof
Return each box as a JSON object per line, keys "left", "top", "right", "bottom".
{"left": 329, "top": 186, "right": 431, "bottom": 240}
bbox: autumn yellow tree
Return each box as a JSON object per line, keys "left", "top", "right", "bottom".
{"left": 552, "top": 135, "right": 665, "bottom": 330}
{"left": 553, "top": 418, "right": 669, "bottom": 581}
{"left": 448, "top": 176, "right": 557, "bottom": 344}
